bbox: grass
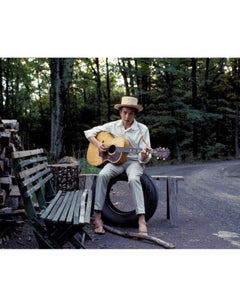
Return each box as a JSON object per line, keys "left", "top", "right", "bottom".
{"left": 79, "top": 158, "right": 100, "bottom": 174}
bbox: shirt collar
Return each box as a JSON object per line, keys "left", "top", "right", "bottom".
{"left": 117, "top": 119, "right": 138, "bottom": 130}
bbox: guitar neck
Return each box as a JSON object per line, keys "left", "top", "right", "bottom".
{"left": 115, "top": 146, "right": 170, "bottom": 160}
{"left": 116, "top": 147, "right": 144, "bottom": 154}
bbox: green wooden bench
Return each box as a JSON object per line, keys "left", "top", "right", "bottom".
{"left": 12, "top": 148, "right": 92, "bottom": 248}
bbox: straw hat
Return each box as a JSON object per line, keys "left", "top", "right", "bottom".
{"left": 114, "top": 96, "right": 143, "bottom": 112}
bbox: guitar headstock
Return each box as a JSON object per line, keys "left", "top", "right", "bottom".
{"left": 152, "top": 147, "right": 170, "bottom": 160}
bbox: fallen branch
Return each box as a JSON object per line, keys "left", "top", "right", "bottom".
{"left": 103, "top": 224, "right": 175, "bottom": 249}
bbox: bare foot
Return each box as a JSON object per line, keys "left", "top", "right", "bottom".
{"left": 94, "top": 211, "right": 105, "bottom": 235}
{"left": 138, "top": 214, "right": 148, "bottom": 235}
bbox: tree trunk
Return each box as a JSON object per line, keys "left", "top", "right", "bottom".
{"left": 200, "top": 58, "right": 210, "bottom": 159}
{"left": 106, "top": 58, "right": 111, "bottom": 121}
{"left": 233, "top": 59, "right": 240, "bottom": 158}
{"left": 118, "top": 58, "right": 130, "bottom": 95}
{"left": 95, "top": 58, "right": 102, "bottom": 125}
{"left": 127, "top": 59, "right": 135, "bottom": 95}
{"left": 203, "top": 57, "right": 210, "bottom": 113}
{"left": 191, "top": 58, "right": 198, "bottom": 157}
{"left": 49, "top": 58, "right": 74, "bottom": 160}
{"left": 5, "top": 59, "right": 10, "bottom": 118}
{"left": 0, "top": 59, "right": 3, "bottom": 117}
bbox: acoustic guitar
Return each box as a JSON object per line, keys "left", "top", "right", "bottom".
{"left": 86, "top": 131, "right": 170, "bottom": 167}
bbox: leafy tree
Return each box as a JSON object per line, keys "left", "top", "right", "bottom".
{"left": 1, "top": 57, "right": 240, "bottom": 162}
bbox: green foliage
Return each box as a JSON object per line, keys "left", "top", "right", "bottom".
{"left": 79, "top": 158, "right": 100, "bottom": 174}
{"left": 1, "top": 57, "right": 240, "bottom": 161}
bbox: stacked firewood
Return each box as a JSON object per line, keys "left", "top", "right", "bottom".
{"left": 50, "top": 156, "right": 81, "bottom": 191}
{"left": 0, "top": 119, "right": 21, "bottom": 207}
{"left": 0, "top": 119, "right": 25, "bottom": 245}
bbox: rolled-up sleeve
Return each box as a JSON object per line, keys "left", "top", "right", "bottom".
{"left": 84, "top": 126, "right": 106, "bottom": 139}
{"left": 137, "top": 125, "right": 152, "bottom": 164}
{"left": 84, "top": 121, "right": 118, "bottom": 140}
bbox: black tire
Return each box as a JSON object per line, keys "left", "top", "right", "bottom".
{"left": 102, "top": 172, "right": 158, "bottom": 227}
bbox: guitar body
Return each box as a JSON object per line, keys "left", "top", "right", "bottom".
{"left": 87, "top": 131, "right": 130, "bottom": 167}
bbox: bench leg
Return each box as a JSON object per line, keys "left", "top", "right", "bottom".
{"left": 48, "top": 224, "right": 88, "bottom": 248}
{"left": 69, "top": 228, "right": 92, "bottom": 249}
{"left": 166, "top": 178, "right": 178, "bottom": 226}
{"left": 31, "top": 220, "right": 61, "bottom": 248}
{"left": 69, "top": 235, "right": 86, "bottom": 249}
{"left": 31, "top": 219, "right": 91, "bottom": 249}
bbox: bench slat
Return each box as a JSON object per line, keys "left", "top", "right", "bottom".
{"left": 25, "top": 173, "right": 53, "bottom": 197}
{"left": 66, "top": 190, "right": 82, "bottom": 224}
{"left": 46, "top": 198, "right": 64, "bottom": 220}
{"left": 22, "top": 168, "right": 52, "bottom": 187}
{"left": 50, "top": 191, "right": 72, "bottom": 222}
{"left": 59, "top": 192, "right": 76, "bottom": 222}
{"left": 151, "top": 175, "right": 184, "bottom": 181}
{"left": 73, "top": 190, "right": 84, "bottom": 225}
{"left": 19, "top": 156, "right": 47, "bottom": 169}
{"left": 40, "top": 190, "right": 63, "bottom": 219}
{"left": 12, "top": 148, "right": 44, "bottom": 159}
{"left": 18, "top": 162, "right": 49, "bottom": 179}
{"left": 79, "top": 190, "right": 88, "bottom": 224}
{"left": 84, "top": 190, "right": 92, "bottom": 224}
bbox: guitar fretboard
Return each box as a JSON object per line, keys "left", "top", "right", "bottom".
{"left": 114, "top": 146, "right": 169, "bottom": 159}
{"left": 115, "top": 147, "right": 143, "bottom": 154}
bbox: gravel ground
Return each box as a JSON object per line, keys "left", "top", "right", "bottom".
{"left": 1, "top": 159, "right": 240, "bottom": 249}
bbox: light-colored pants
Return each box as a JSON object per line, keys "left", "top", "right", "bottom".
{"left": 94, "top": 161, "right": 145, "bottom": 215}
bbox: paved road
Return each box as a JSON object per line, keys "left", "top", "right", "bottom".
{"left": 85, "top": 160, "right": 240, "bottom": 249}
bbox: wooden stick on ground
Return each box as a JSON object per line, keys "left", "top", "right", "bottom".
{"left": 103, "top": 224, "right": 175, "bottom": 249}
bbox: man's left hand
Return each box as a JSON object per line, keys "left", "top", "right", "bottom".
{"left": 140, "top": 149, "right": 149, "bottom": 161}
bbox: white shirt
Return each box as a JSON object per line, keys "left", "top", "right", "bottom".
{"left": 84, "top": 119, "right": 152, "bottom": 164}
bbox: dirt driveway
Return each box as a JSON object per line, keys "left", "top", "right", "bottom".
{"left": 1, "top": 159, "right": 240, "bottom": 249}
{"left": 85, "top": 159, "right": 240, "bottom": 249}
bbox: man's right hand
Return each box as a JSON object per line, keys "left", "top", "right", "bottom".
{"left": 97, "top": 141, "right": 109, "bottom": 152}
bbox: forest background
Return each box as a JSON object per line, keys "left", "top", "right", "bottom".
{"left": 1, "top": 57, "right": 240, "bottom": 163}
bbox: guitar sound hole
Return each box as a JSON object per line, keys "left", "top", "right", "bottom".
{"left": 109, "top": 181, "right": 135, "bottom": 212}
{"left": 108, "top": 144, "right": 116, "bottom": 154}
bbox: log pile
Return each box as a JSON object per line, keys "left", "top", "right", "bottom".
{"left": 0, "top": 118, "right": 24, "bottom": 245}
{"left": 50, "top": 156, "right": 81, "bottom": 191}
{"left": 0, "top": 118, "right": 22, "bottom": 208}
